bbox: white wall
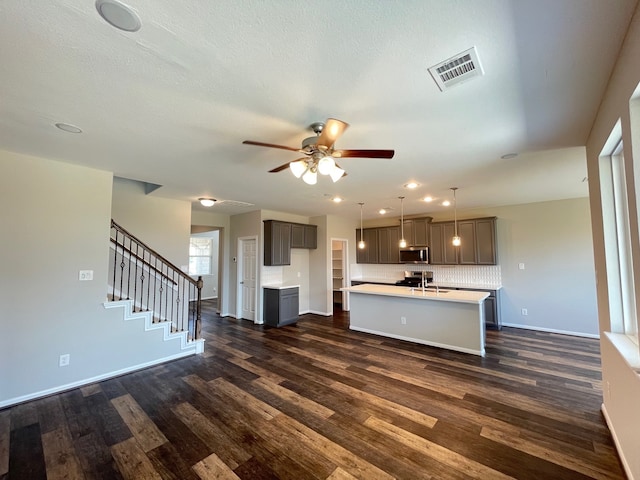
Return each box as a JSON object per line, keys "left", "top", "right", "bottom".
{"left": 585, "top": 4, "right": 640, "bottom": 477}
{"left": 0, "top": 152, "right": 195, "bottom": 407}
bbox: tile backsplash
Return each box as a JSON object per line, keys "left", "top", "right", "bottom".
{"left": 351, "top": 264, "right": 502, "bottom": 288}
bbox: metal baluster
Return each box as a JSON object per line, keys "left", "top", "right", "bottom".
{"left": 196, "top": 276, "right": 203, "bottom": 340}
{"left": 126, "top": 237, "right": 132, "bottom": 300}
{"left": 146, "top": 249, "right": 151, "bottom": 312}
{"left": 112, "top": 227, "right": 117, "bottom": 301}
{"left": 133, "top": 241, "right": 139, "bottom": 311}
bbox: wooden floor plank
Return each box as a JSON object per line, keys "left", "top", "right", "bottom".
{"left": 0, "top": 410, "right": 9, "bottom": 476}
{"left": 41, "top": 426, "right": 85, "bottom": 480}
{"left": 365, "top": 415, "right": 514, "bottom": 480}
{"left": 111, "top": 437, "right": 163, "bottom": 480}
{"left": 111, "top": 394, "right": 167, "bottom": 452}
{"left": 192, "top": 452, "right": 241, "bottom": 480}
{"left": 1, "top": 301, "right": 625, "bottom": 479}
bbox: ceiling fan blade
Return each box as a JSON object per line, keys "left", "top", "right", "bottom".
{"left": 243, "top": 140, "right": 301, "bottom": 152}
{"left": 268, "top": 157, "right": 308, "bottom": 173}
{"left": 317, "top": 118, "right": 349, "bottom": 148}
{"left": 332, "top": 149, "right": 395, "bottom": 159}
{"left": 269, "top": 162, "right": 294, "bottom": 173}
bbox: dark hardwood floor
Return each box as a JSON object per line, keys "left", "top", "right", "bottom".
{"left": 1, "top": 300, "right": 625, "bottom": 479}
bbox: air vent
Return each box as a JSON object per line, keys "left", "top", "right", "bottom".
{"left": 217, "top": 199, "right": 254, "bottom": 208}
{"left": 428, "top": 46, "right": 484, "bottom": 91}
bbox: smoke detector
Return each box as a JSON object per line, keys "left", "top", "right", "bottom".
{"left": 428, "top": 46, "right": 484, "bottom": 91}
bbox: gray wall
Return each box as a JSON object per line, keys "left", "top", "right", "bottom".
{"left": 0, "top": 152, "right": 195, "bottom": 407}
{"left": 435, "top": 198, "right": 598, "bottom": 337}
{"left": 360, "top": 198, "right": 598, "bottom": 336}
{"left": 112, "top": 177, "right": 191, "bottom": 267}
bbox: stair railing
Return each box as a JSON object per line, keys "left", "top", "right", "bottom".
{"left": 109, "top": 219, "right": 202, "bottom": 341}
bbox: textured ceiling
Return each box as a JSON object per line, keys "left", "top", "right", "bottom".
{"left": 0, "top": 0, "right": 637, "bottom": 219}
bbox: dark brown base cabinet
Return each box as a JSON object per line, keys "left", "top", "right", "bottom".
{"left": 462, "top": 288, "right": 501, "bottom": 330}
{"left": 264, "top": 287, "right": 299, "bottom": 327}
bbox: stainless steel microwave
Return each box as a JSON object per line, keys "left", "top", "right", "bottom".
{"left": 399, "top": 247, "right": 429, "bottom": 264}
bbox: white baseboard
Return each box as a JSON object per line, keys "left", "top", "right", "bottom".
{"left": 501, "top": 322, "right": 600, "bottom": 339}
{"left": 0, "top": 350, "right": 196, "bottom": 409}
{"left": 601, "top": 403, "right": 635, "bottom": 480}
{"left": 307, "top": 310, "right": 332, "bottom": 316}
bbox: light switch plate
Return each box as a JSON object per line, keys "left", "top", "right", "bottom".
{"left": 79, "top": 270, "right": 93, "bottom": 281}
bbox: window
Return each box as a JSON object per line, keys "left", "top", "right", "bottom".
{"left": 602, "top": 139, "right": 639, "bottom": 345}
{"left": 189, "top": 237, "right": 212, "bottom": 275}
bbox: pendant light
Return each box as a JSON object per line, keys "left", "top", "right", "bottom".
{"left": 358, "top": 203, "right": 366, "bottom": 249}
{"left": 399, "top": 196, "right": 407, "bottom": 248}
{"left": 451, "top": 187, "right": 461, "bottom": 246}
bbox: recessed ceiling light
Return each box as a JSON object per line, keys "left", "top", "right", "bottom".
{"left": 405, "top": 182, "right": 419, "bottom": 189}
{"left": 423, "top": 196, "right": 433, "bottom": 202}
{"left": 199, "top": 198, "right": 216, "bottom": 207}
{"left": 55, "top": 122, "right": 83, "bottom": 134}
{"left": 442, "top": 200, "right": 451, "bottom": 207}
{"left": 332, "top": 196, "right": 343, "bottom": 203}
{"left": 501, "top": 153, "right": 518, "bottom": 160}
{"left": 96, "top": 0, "right": 141, "bottom": 32}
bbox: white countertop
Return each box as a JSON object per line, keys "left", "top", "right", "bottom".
{"left": 343, "top": 284, "right": 489, "bottom": 304}
{"left": 262, "top": 284, "right": 300, "bottom": 290}
{"left": 350, "top": 278, "right": 502, "bottom": 290}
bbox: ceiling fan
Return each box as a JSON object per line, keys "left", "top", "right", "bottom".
{"left": 242, "top": 118, "right": 395, "bottom": 184}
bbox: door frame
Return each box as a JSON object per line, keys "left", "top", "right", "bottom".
{"left": 331, "top": 238, "right": 350, "bottom": 311}
{"left": 236, "top": 235, "right": 259, "bottom": 322}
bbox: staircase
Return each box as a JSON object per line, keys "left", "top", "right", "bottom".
{"left": 106, "top": 219, "right": 204, "bottom": 353}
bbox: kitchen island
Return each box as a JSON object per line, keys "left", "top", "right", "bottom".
{"left": 343, "top": 284, "right": 489, "bottom": 356}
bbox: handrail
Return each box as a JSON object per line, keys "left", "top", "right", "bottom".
{"left": 108, "top": 219, "right": 203, "bottom": 341}
{"left": 109, "top": 238, "right": 177, "bottom": 285}
{"left": 111, "top": 220, "right": 198, "bottom": 286}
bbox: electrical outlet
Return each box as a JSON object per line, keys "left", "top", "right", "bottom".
{"left": 79, "top": 270, "right": 93, "bottom": 281}
{"left": 59, "top": 354, "right": 70, "bottom": 367}
{"left": 521, "top": 308, "right": 528, "bottom": 316}
{"left": 401, "top": 316, "right": 407, "bottom": 325}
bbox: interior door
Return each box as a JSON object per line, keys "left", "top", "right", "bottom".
{"left": 240, "top": 238, "right": 256, "bottom": 321}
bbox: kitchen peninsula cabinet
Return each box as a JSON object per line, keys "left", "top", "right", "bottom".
{"left": 263, "top": 286, "right": 299, "bottom": 327}
{"left": 430, "top": 217, "right": 496, "bottom": 265}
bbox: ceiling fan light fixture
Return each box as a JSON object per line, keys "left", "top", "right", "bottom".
{"left": 302, "top": 169, "right": 318, "bottom": 185}
{"left": 317, "top": 155, "right": 335, "bottom": 175}
{"left": 290, "top": 160, "right": 307, "bottom": 178}
{"left": 329, "top": 165, "right": 345, "bottom": 182}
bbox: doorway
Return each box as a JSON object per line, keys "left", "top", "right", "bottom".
{"left": 331, "top": 239, "right": 349, "bottom": 312}
{"left": 237, "top": 236, "right": 257, "bottom": 321}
